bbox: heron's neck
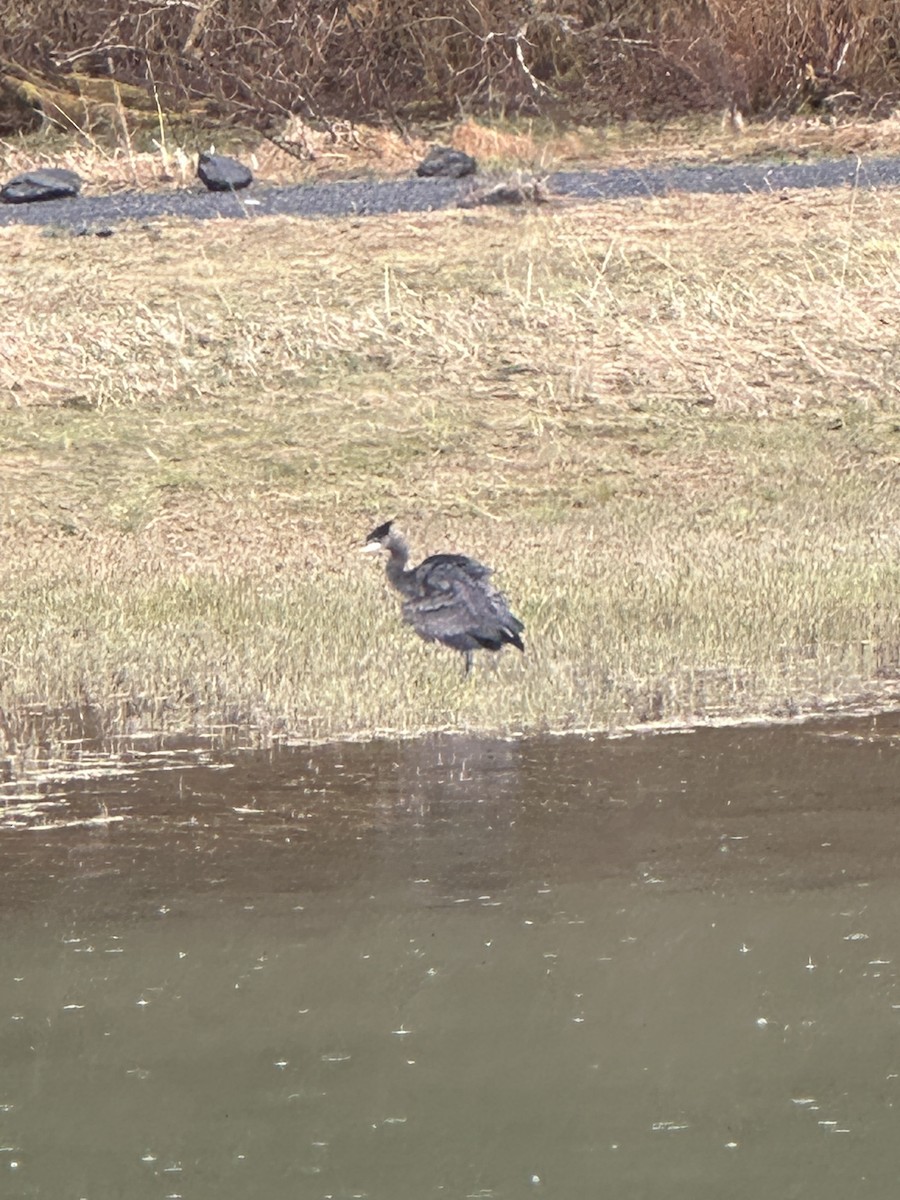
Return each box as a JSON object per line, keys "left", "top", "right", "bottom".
{"left": 384, "top": 536, "right": 411, "bottom": 590}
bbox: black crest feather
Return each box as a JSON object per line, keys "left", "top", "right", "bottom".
{"left": 366, "top": 520, "right": 395, "bottom": 543}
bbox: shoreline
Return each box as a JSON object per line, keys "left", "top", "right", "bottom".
{"left": 4, "top": 679, "right": 899, "bottom": 786}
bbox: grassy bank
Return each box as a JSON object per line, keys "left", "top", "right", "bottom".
{"left": 2, "top": 183, "right": 900, "bottom": 764}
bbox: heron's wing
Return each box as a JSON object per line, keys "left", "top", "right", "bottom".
{"left": 402, "top": 561, "right": 523, "bottom": 648}
{"left": 402, "top": 580, "right": 482, "bottom": 642}
{"left": 415, "top": 553, "right": 493, "bottom": 583}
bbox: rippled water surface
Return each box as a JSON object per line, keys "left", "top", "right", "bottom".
{"left": 2, "top": 716, "right": 900, "bottom": 1198}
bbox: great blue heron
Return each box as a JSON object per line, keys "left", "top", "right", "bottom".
{"left": 363, "top": 521, "right": 525, "bottom": 674}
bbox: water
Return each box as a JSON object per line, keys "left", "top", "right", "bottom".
{"left": 2, "top": 717, "right": 900, "bottom": 1198}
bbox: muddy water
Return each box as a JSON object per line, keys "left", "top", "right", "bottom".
{"left": 2, "top": 718, "right": 900, "bottom": 1199}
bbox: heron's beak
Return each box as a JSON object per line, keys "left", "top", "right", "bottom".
{"left": 359, "top": 542, "right": 382, "bottom": 554}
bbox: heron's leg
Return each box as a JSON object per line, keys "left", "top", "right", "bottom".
{"left": 464, "top": 650, "right": 474, "bottom": 676}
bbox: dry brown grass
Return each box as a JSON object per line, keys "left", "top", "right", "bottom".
{"left": 1, "top": 184, "right": 900, "bottom": 769}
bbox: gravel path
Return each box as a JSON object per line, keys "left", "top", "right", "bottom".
{"left": 1, "top": 155, "right": 898, "bottom": 231}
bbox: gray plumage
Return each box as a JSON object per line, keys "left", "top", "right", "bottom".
{"left": 364, "top": 521, "right": 525, "bottom": 674}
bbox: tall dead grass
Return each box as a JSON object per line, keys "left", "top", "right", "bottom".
{"left": 2, "top": 0, "right": 899, "bottom": 132}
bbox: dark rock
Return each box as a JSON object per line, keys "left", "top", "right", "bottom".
{"left": 1, "top": 168, "right": 82, "bottom": 204}
{"left": 416, "top": 146, "right": 477, "bottom": 179}
{"left": 197, "top": 153, "right": 253, "bottom": 192}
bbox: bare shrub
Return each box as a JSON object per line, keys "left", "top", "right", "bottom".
{"left": 1, "top": 0, "right": 899, "bottom": 130}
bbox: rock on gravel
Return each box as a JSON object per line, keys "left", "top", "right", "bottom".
{"left": 1, "top": 167, "right": 82, "bottom": 204}
{"left": 416, "top": 146, "right": 477, "bottom": 179}
{"left": 197, "top": 153, "right": 253, "bottom": 192}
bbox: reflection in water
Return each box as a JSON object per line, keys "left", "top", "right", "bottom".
{"left": 1, "top": 718, "right": 900, "bottom": 1198}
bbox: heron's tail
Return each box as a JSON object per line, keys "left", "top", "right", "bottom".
{"left": 504, "top": 628, "right": 525, "bottom": 653}
{"left": 477, "top": 624, "right": 524, "bottom": 653}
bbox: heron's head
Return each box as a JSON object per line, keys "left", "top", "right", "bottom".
{"left": 361, "top": 519, "right": 395, "bottom": 554}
